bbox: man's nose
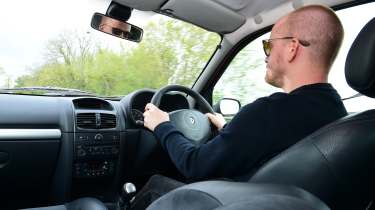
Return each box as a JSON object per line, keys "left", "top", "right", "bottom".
{"left": 264, "top": 57, "right": 269, "bottom": 63}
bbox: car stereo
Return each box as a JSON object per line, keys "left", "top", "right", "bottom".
{"left": 73, "top": 132, "right": 120, "bottom": 178}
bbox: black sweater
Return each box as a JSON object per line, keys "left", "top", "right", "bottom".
{"left": 154, "top": 83, "right": 348, "bottom": 181}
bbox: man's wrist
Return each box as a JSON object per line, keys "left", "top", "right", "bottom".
{"left": 221, "top": 123, "right": 228, "bottom": 129}
{"left": 154, "top": 121, "right": 171, "bottom": 133}
{"left": 153, "top": 121, "right": 183, "bottom": 149}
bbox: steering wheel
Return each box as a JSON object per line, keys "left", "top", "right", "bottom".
{"left": 151, "top": 85, "right": 215, "bottom": 145}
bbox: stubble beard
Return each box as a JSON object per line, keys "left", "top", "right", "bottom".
{"left": 265, "top": 68, "right": 282, "bottom": 88}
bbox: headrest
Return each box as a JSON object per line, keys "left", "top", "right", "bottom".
{"left": 345, "top": 18, "right": 375, "bottom": 97}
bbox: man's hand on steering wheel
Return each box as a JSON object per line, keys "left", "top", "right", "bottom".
{"left": 206, "top": 113, "right": 226, "bottom": 130}
{"left": 145, "top": 85, "right": 215, "bottom": 144}
{"left": 143, "top": 103, "right": 170, "bottom": 131}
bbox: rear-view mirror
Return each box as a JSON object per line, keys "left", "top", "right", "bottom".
{"left": 91, "top": 13, "right": 143, "bottom": 42}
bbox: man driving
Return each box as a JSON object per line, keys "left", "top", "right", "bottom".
{"left": 135, "top": 4, "right": 348, "bottom": 210}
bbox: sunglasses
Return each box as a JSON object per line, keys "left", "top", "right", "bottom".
{"left": 112, "top": 28, "right": 130, "bottom": 38}
{"left": 99, "top": 24, "right": 130, "bottom": 38}
{"left": 262, "top": 37, "right": 310, "bottom": 56}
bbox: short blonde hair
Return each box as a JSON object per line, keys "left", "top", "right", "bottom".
{"left": 285, "top": 5, "right": 344, "bottom": 69}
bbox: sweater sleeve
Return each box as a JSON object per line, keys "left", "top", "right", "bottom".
{"left": 154, "top": 97, "right": 272, "bottom": 180}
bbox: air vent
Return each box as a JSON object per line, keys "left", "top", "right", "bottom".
{"left": 76, "top": 113, "right": 117, "bottom": 129}
{"left": 100, "top": 113, "right": 117, "bottom": 129}
{"left": 76, "top": 113, "right": 97, "bottom": 129}
{"left": 73, "top": 98, "right": 113, "bottom": 110}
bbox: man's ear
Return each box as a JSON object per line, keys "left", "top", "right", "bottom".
{"left": 287, "top": 39, "right": 299, "bottom": 62}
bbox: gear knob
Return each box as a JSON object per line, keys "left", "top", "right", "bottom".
{"left": 119, "top": 182, "right": 137, "bottom": 209}
{"left": 123, "top": 183, "right": 136, "bottom": 199}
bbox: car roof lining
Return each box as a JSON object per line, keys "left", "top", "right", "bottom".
{"left": 113, "top": 0, "right": 354, "bottom": 34}
{"left": 193, "top": 0, "right": 371, "bottom": 97}
{"left": 160, "top": 0, "right": 246, "bottom": 33}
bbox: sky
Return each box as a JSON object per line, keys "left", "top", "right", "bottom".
{"left": 0, "top": 1, "right": 374, "bottom": 111}
{"left": 0, "top": 0, "right": 106, "bottom": 81}
{"left": 0, "top": 0, "right": 153, "bottom": 83}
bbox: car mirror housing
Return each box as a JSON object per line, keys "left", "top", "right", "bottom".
{"left": 91, "top": 13, "right": 143, "bottom": 42}
{"left": 214, "top": 98, "right": 241, "bottom": 116}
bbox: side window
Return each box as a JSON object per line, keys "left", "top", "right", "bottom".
{"left": 329, "top": 2, "right": 375, "bottom": 113}
{"left": 214, "top": 2, "right": 375, "bottom": 117}
{"left": 213, "top": 33, "right": 280, "bottom": 108}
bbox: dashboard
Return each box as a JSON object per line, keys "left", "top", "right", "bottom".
{"left": 0, "top": 89, "right": 189, "bottom": 209}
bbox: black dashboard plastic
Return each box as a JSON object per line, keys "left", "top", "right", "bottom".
{"left": 0, "top": 94, "right": 73, "bottom": 131}
{"left": 0, "top": 90, "right": 188, "bottom": 209}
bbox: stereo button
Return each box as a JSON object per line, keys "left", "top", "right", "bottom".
{"left": 94, "top": 134, "right": 104, "bottom": 140}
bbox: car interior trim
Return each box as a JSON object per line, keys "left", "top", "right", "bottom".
{"left": 0, "top": 129, "right": 62, "bottom": 140}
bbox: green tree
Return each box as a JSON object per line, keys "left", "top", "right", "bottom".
{"left": 146, "top": 18, "right": 220, "bottom": 86}
{"left": 15, "top": 30, "right": 96, "bottom": 90}
{"left": 14, "top": 17, "right": 220, "bottom": 96}
{"left": 0, "top": 66, "right": 4, "bottom": 78}
{"left": 213, "top": 41, "right": 279, "bottom": 106}
{"left": 0, "top": 66, "right": 12, "bottom": 88}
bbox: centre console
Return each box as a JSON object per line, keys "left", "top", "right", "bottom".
{"left": 74, "top": 132, "right": 120, "bottom": 178}
{"left": 71, "top": 98, "right": 122, "bottom": 201}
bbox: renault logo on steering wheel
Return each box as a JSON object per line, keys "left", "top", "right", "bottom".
{"left": 189, "top": 117, "right": 195, "bottom": 124}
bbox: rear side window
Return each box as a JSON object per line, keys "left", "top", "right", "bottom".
{"left": 329, "top": 2, "right": 375, "bottom": 113}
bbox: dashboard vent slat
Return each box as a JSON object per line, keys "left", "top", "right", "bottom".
{"left": 76, "top": 113, "right": 117, "bottom": 129}
{"left": 76, "top": 113, "right": 96, "bottom": 129}
{"left": 100, "top": 113, "right": 117, "bottom": 129}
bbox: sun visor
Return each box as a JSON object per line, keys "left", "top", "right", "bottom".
{"left": 113, "top": 0, "right": 166, "bottom": 11}
{"left": 161, "top": 0, "right": 246, "bottom": 33}
{"left": 213, "top": 0, "right": 249, "bottom": 11}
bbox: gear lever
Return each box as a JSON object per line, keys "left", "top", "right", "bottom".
{"left": 118, "top": 183, "right": 137, "bottom": 210}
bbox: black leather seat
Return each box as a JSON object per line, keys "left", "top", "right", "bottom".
{"left": 22, "top": 197, "right": 107, "bottom": 210}
{"left": 147, "top": 182, "right": 330, "bottom": 210}
{"left": 146, "top": 17, "right": 375, "bottom": 210}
